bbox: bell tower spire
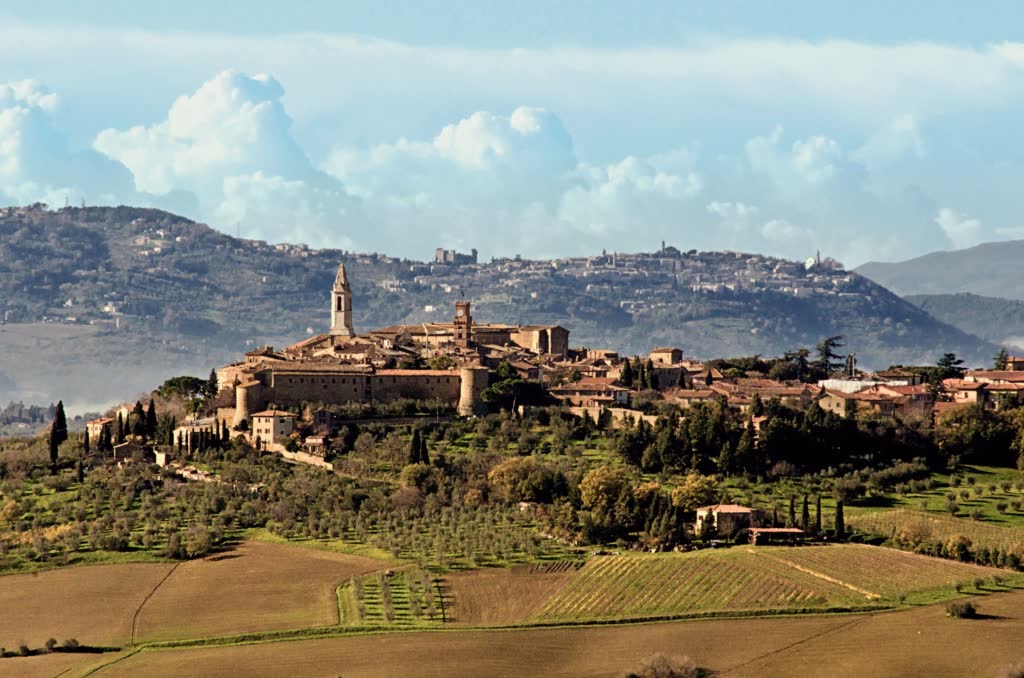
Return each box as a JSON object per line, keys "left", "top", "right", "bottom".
{"left": 330, "top": 262, "right": 354, "bottom": 337}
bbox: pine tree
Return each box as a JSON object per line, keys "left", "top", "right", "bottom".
{"left": 206, "top": 368, "right": 219, "bottom": 400}
{"left": 995, "top": 348, "right": 1010, "bottom": 371}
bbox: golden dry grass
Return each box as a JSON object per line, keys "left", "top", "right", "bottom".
{"left": 0, "top": 562, "right": 175, "bottom": 648}
{"left": 133, "top": 540, "right": 385, "bottom": 643}
{"left": 444, "top": 565, "right": 574, "bottom": 625}
{"left": 90, "top": 590, "right": 1024, "bottom": 678}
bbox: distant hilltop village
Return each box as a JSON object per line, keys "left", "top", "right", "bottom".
{"left": 216, "top": 262, "right": 571, "bottom": 430}
{"left": 204, "top": 260, "right": 1024, "bottom": 460}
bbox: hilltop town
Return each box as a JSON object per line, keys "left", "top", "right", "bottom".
{"left": 74, "top": 260, "right": 1017, "bottom": 473}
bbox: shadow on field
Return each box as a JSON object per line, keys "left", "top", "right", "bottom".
{"left": 205, "top": 553, "right": 243, "bottom": 562}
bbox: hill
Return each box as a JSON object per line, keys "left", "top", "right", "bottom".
{"left": 906, "top": 292, "right": 1024, "bottom": 351}
{"left": 856, "top": 239, "right": 1024, "bottom": 300}
{"left": 0, "top": 204, "right": 999, "bottom": 408}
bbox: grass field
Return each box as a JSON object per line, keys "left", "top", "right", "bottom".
{"left": 84, "top": 588, "right": 1024, "bottom": 678}
{"left": 133, "top": 540, "right": 386, "bottom": 643}
{"left": 0, "top": 562, "right": 176, "bottom": 649}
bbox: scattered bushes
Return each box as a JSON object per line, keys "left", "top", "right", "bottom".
{"left": 624, "top": 653, "right": 705, "bottom": 678}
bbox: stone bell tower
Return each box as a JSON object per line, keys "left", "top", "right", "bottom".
{"left": 330, "top": 262, "right": 354, "bottom": 337}
{"left": 454, "top": 300, "right": 472, "bottom": 347}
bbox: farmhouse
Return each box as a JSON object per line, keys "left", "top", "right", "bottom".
{"left": 695, "top": 504, "right": 761, "bottom": 534}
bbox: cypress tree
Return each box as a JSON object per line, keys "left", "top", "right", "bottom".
{"left": 620, "top": 360, "right": 634, "bottom": 388}
{"left": 815, "top": 494, "right": 823, "bottom": 534}
{"left": 801, "top": 494, "right": 810, "bottom": 530}
{"left": 146, "top": 400, "right": 157, "bottom": 438}
{"left": 419, "top": 434, "right": 430, "bottom": 465}
{"left": 83, "top": 429, "right": 90, "bottom": 457}
{"left": 644, "top": 359, "right": 656, "bottom": 389}
{"left": 788, "top": 495, "right": 796, "bottom": 528}
{"left": 835, "top": 500, "right": 845, "bottom": 540}
{"left": 409, "top": 429, "right": 422, "bottom": 465}
{"left": 116, "top": 413, "right": 125, "bottom": 444}
{"left": 49, "top": 400, "right": 68, "bottom": 472}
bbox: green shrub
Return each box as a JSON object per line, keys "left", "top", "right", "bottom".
{"left": 946, "top": 600, "right": 978, "bottom": 618}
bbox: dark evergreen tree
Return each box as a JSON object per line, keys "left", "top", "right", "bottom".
{"left": 835, "top": 500, "right": 845, "bottom": 540}
{"left": 815, "top": 494, "right": 823, "bottom": 534}
{"left": 994, "top": 348, "right": 1010, "bottom": 371}
{"left": 145, "top": 400, "right": 158, "bottom": 438}
{"left": 788, "top": 495, "right": 796, "bottom": 527}
{"left": 619, "top": 360, "right": 634, "bottom": 388}
{"left": 48, "top": 400, "right": 68, "bottom": 472}
{"left": 206, "top": 368, "right": 219, "bottom": 400}
{"left": 132, "top": 401, "right": 146, "bottom": 439}
{"left": 644, "top": 359, "right": 656, "bottom": 389}
{"left": 409, "top": 429, "right": 422, "bottom": 465}
{"left": 801, "top": 494, "right": 810, "bottom": 530}
{"left": 751, "top": 393, "right": 764, "bottom": 417}
{"left": 419, "top": 434, "right": 430, "bottom": 465}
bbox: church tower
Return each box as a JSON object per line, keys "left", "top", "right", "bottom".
{"left": 454, "top": 300, "right": 472, "bottom": 347}
{"left": 330, "top": 262, "right": 354, "bottom": 337}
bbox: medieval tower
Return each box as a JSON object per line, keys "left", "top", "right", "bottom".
{"left": 454, "top": 300, "right": 472, "bottom": 347}
{"left": 330, "top": 262, "right": 354, "bottom": 337}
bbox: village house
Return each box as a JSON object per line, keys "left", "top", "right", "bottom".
{"left": 818, "top": 389, "right": 899, "bottom": 417}
{"left": 251, "top": 410, "right": 296, "bottom": 450}
{"left": 86, "top": 417, "right": 115, "bottom": 443}
{"left": 548, "top": 377, "right": 630, "bottom": 408}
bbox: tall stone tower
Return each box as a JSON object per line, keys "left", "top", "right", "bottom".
{"left": 454, "top": 300, "right": 472, "bottom": 347}
{"left": 330, "top": 262, "right": 354, "bottom": 337}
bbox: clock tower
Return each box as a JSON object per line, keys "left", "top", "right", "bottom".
{"left": 454, "top": 300, "right": 472, "bottom": 347}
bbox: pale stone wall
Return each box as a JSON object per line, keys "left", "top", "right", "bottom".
{"left": 269, "top": 372, "right": 369, "bottom": 404}
{"left": 371, "top": 372, "right": 460, "bottom": 402}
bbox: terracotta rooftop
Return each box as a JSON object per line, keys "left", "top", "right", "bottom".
{"left": 698, "top": 503, "right": 755, "bottom": 514}
{"left": 251, "top": 410, "right": 296, "bottom": 418}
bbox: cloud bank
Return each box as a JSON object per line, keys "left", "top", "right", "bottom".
{"left": 0, "top": 26, "right": 1021, "bottom": 264}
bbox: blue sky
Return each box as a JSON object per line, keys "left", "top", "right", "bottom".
{"left": 0, "top": 1, "right": 1022, "bottom": 265}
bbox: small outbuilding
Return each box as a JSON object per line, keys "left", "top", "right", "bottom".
{"left": 749, "top": 527, "right": 805, "bottom": 546}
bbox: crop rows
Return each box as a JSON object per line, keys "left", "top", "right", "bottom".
{"left": 532, "top": 544, "right": 1006, "bottom": 624}
{"left": 338, "top": 567, "right": 442, "bottom": 627}
{"left": 849, "top": 509, "right": 1024, "bottom": 554}
{"left": 763, "top": 544, "right": 1000, "bottom": 598}
{"left": 534, "top": 551, "right": 830, "bottom": 622}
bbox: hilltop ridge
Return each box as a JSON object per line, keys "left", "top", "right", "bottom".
{"left": 0, "top": 204, "right": 999, "bottom": 406}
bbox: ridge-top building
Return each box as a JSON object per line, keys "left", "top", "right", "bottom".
{"left": 216, "top": 261, "right": 566, "bottom": 427}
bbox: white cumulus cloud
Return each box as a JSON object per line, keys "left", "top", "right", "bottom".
{"left": 94, "top": 70, "right": 355, "bottom": 244}
{"left": 935, "top": 208, "right": 983, "bottom": 250}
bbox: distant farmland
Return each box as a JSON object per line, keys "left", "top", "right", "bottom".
{"left": 433, "top": 545, "right": 1004, "bottom": 627}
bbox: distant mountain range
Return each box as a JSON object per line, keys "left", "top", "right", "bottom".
{"left": 0, "top": 205, "right": 1002, "bottom": 409}
{"left": 905, "top": 293, "right": 1024, "bottom": 354}
{"left": 856, "top": 240, "right": 1024, "bottom": 300}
